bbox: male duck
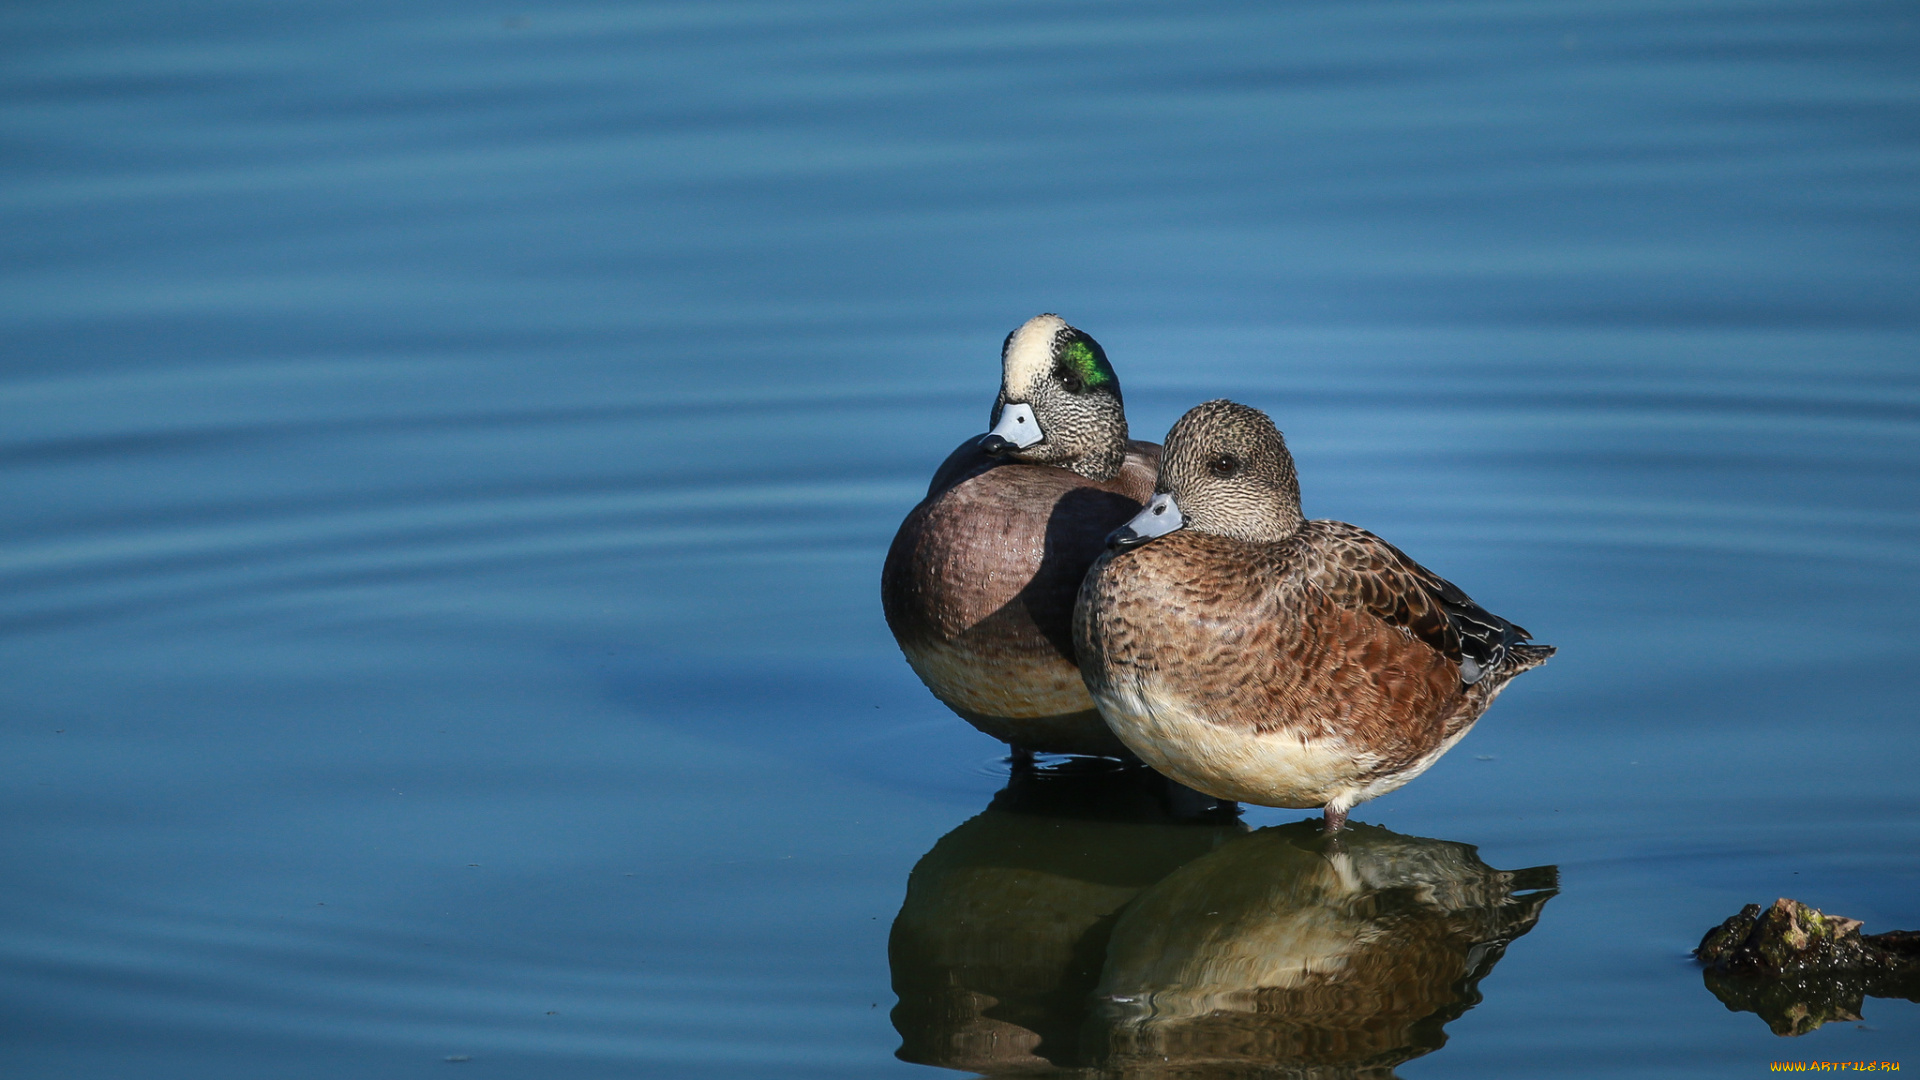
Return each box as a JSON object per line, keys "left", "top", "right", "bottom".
{"left": 882, "top": 314, "right": 1159, "bottom": 757}
{"left": 1074, "top": 400, "right": 1553, "bottom": 829}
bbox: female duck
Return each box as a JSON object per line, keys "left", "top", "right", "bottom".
{"left": 1074, "top": 400, "right": 1552, "bottom": 829}
{"left": 882, "top": 314, "right": 1158, "bottom": 757}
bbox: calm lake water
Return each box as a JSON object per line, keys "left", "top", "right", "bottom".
{"left": 3, "top": 1, "right": 1917, "bottom": 1076}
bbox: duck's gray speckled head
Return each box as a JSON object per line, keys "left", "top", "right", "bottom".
{"left": 1114, "top": 400, "right": 1303, "bottom": 549}
{"left": 983, "top": 314, "right": 1128, "bottom": 481}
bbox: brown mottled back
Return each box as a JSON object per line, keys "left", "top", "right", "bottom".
{"left": 1078, "top": 527, "right": 1466, "bottom": 769}
{"left": 1073, "top": 397, "right": 1553, "bottom": 819}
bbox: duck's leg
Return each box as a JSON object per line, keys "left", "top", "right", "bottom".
{"left": 1322, "top": 801, "right": 1348, "bottom": 834}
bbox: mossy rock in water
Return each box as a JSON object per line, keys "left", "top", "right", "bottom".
{"left": 1696, "top": 898, "right": 1868, "bottom": 978}
{"left": 1695, "top": 898, "right": 1920, "bottom": 1036}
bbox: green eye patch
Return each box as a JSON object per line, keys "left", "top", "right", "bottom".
{"left": 1061, "top": 336, "right": 1117, "bottom": 389}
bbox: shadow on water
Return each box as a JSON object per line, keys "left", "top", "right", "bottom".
{"left": 890, "top": 763, "right": 1558, "bottom": 1078}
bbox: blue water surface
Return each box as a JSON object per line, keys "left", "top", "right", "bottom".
{"left": 2, "top": 1, "right": 1917, "bottom": 1076}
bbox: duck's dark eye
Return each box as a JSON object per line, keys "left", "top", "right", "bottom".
{"left": 1207, "top": 453, "right": 1240, "bottom": 478}
{"left": 1060, "top": 372, "right": 1084, "bottom": 394}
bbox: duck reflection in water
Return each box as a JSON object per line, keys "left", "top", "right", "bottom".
{"left": 891, "top": 769, "right": 1557, "bottom": 1078}
{"left": 890, "top": 758, "right": 1245, "bottom": 1074}
{"left": 1089, "top": 822, "right": 1557, "bottom": 1078}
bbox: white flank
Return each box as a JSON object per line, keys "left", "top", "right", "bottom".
{"left": 1094, "top": 680, "right": 1377, "bottom": 808}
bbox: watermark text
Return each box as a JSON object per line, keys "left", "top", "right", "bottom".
{"left": 1770, "top": 1065, "right": 1900, "bottom": 1073}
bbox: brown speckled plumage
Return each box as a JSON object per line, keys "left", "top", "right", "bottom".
{"left": 1075, "top": 400, "right": 1553, "bottom": 825}
{"left": 881, "top": 315, "right": 1157, "bottom": 756}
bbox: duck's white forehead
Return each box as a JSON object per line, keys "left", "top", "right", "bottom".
{"left": 1001, "top": 313, "right": 1066, "bottom": 398}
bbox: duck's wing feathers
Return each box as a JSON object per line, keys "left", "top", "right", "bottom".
{"left": 1300, "top": 521, "right": 1535, "bottom": 684}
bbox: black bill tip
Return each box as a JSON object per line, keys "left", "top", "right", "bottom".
{"left": 978, "top": 434, "right": 1016, "bottom": 456}
{"left": 1106, "top": 525, "right": 1149, "bottom": 550}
